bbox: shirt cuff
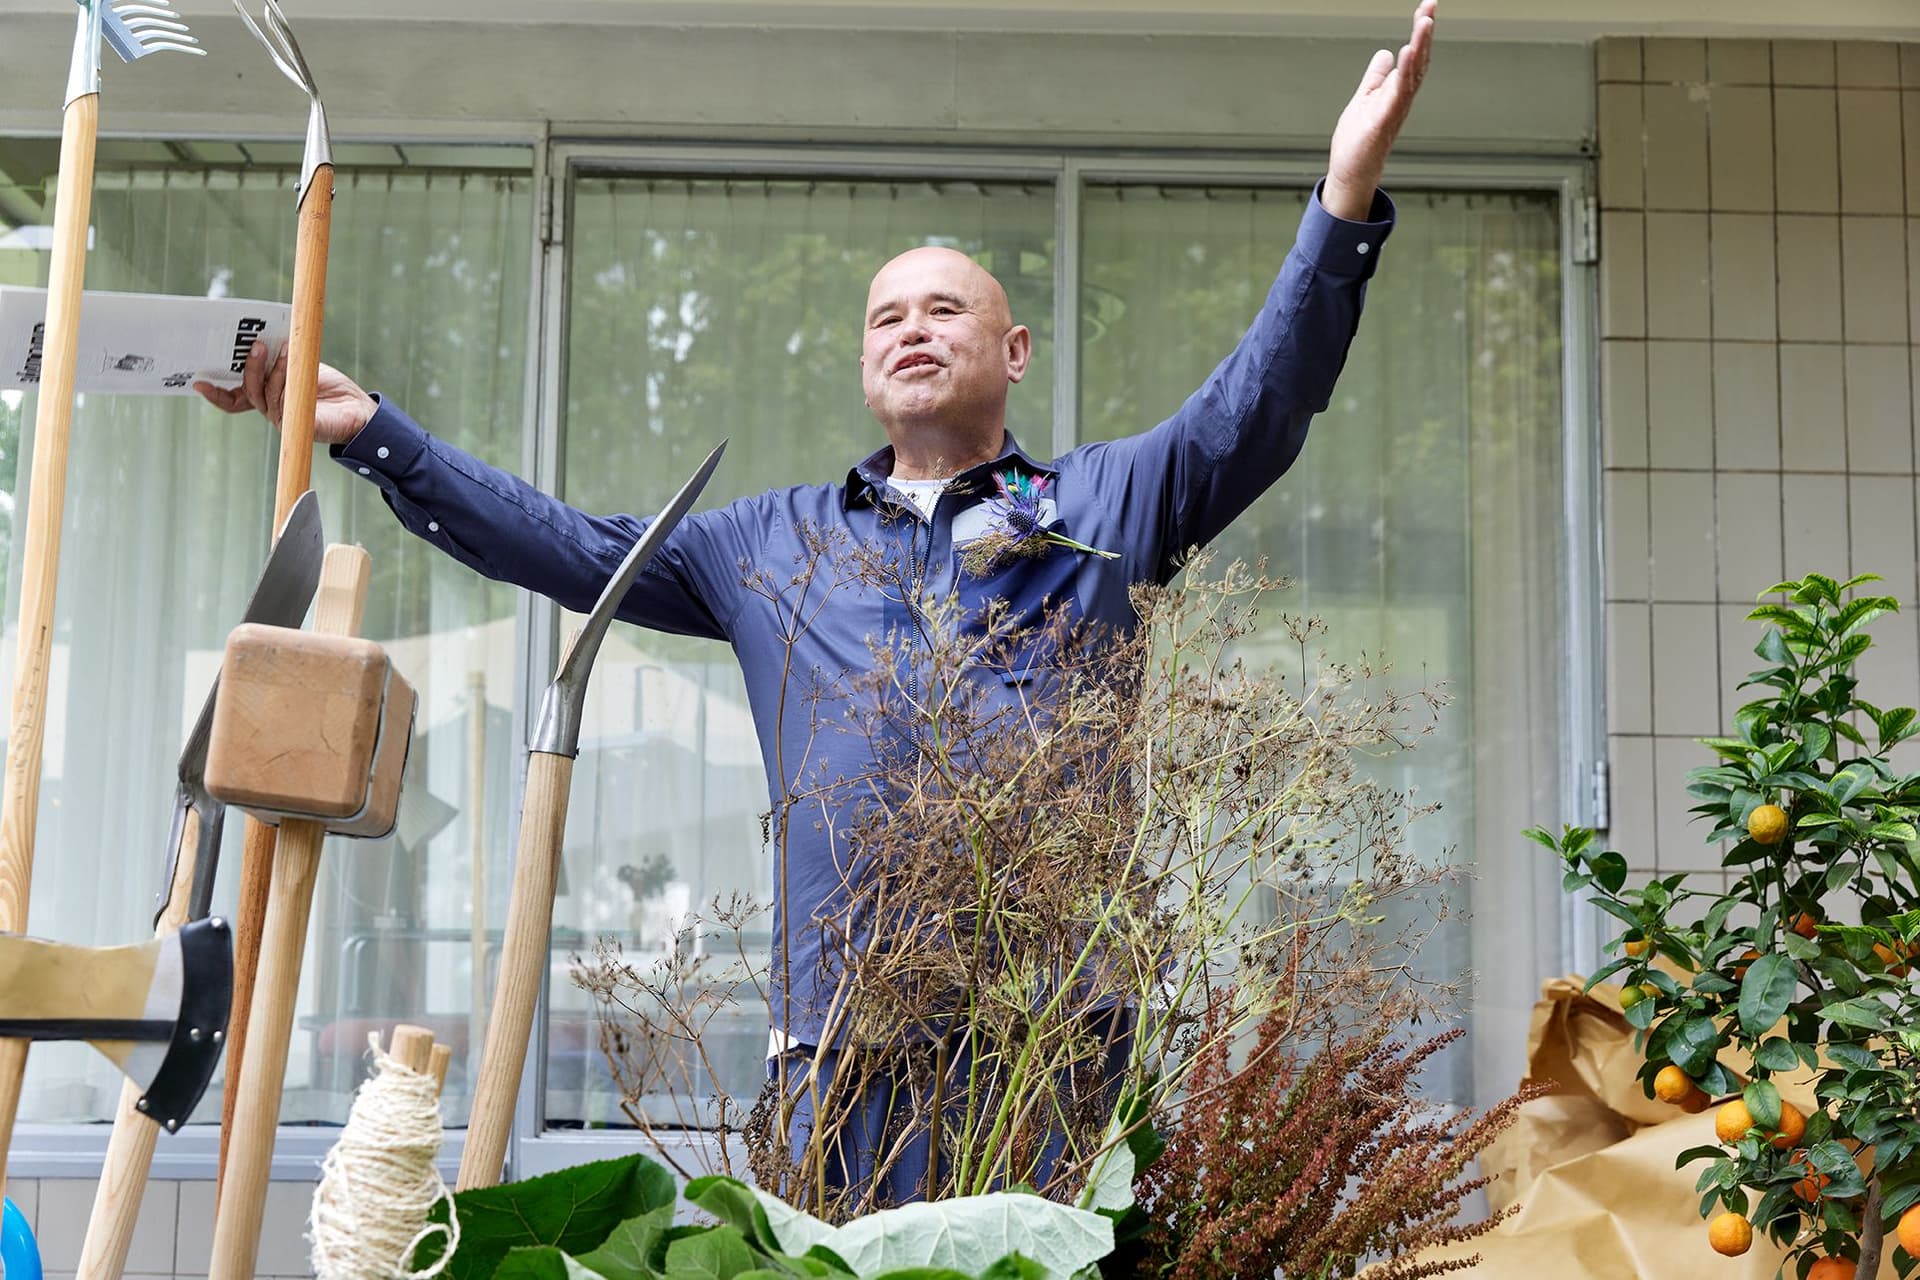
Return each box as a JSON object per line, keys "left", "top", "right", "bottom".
{"left": 330, "top": 395, "right": 429, "bottom": 484}
{"left": 1296, "top": 179, "right": 1396, "bottom": 279}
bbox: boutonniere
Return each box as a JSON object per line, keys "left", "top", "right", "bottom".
{"left": 959, "top": 469, "right": 1118, "bottom": 576}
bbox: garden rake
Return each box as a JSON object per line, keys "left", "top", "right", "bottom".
{"left": 0, "top": 0, "right": 203, "bottom": 1200}
{"left": 214, "top": 0, "right": 339, "bottom": 1202}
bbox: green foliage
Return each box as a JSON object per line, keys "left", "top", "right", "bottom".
{"left": 1530, "top": 571, "right": 1920, "bottom": 1277}
{"left": 411, "top": 1153, "right": 1110, "bottom": 1280}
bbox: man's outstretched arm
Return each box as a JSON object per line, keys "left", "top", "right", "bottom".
{"left": 1078, "top": 1, "right": 1435, "bottom": 580}
{"left": 197, "top": 342, "right": 748, "bottom": 639}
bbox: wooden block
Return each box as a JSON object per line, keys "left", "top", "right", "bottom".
{"left": 205, "top": 623, "right": 416, "bottom": 838}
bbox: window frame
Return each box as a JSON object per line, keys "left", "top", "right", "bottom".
{"left": 0, "top": 135, "right": 1600, "bottom": 1182}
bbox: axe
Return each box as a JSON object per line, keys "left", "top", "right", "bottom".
{"left": 75, "top": 491, "right": 323, "bottom": 1280}
{"left": 0, "top": 917, "right": 231, "bottom": 1135}
{"left": 458, "top": 440, "right": 726, "bottom": 1190}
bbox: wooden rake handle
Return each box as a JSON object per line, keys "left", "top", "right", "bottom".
{"left": 0, "top": 89, "right": 99, "bottom": 1200}
{"left": 457, "top": 748, "right": 574, "bottom": 1190}
{"left": 219, "top": 158, "right": 334, "bottom": 1197}
{"left": 207, "top": 542, "right": 367, "bottom": 1280}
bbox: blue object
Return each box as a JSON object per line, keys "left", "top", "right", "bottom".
{"left": 333, "top": 182, "right": 1395, "bottom": 1048}
{"left": 1, "top": 1195, "right": 41, "bottom": 1280}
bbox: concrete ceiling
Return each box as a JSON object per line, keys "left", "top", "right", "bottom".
{"left": 0, "top": 0, "right": 1914, "bottom": 40}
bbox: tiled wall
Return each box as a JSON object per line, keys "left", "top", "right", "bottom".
{"left": 2, "top": 1176, "right": 320, "bottom": 1278}
{"left": 1599, "top": 35, "right": 1920, "bottom": 882}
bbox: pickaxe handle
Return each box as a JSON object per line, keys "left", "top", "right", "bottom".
{"left": 458, "top": 748, "right": 574, "bottom": 1190}
{"left": 74, "top": 802, "right": 203, "bottom": 1280}
{"left": 219, "top": 157, "right": 334, "bottom": 1195}
{"left": 0, "top": 86, "right": 100, "bottom": 1200}
{"left": 207, "top": 543, "right": 366, "bottom": 1280}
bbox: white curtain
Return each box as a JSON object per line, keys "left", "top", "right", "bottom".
{"left": 1, "top": 160, "right": 533, "bottom": 1125}
{"left": 1079, "top": 184, "right": 1568, "bottom": 1103}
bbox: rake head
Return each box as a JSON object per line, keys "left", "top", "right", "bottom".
{"left": 100, "top": 0, "right": 205, "bottom": 63}
{"left": 231, "top": 0, "right": 331, "bottom": 206}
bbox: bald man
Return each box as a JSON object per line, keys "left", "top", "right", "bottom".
{"left": 205, "top": 1, "right": 1434, "bottom": 1199}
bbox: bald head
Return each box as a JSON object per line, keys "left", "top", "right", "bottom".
{"left": 858, "top": 245, "right": 1032, "bottom": 478}
{"left": 865, "top": 246, "right": 1013, "bottom": 332}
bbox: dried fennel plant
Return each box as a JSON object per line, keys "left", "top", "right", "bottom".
{"left": 575, "top": 539, "right": 1460, "bottom": 1221}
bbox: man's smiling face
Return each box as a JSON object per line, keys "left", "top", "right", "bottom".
{"left": 859, "top": 247, "right": 1028, "bottom": 446}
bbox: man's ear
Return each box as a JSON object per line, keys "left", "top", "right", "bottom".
{"left": 1004, "top": 325, "right": 1032, "bottom": 384}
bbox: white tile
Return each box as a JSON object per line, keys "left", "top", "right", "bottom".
{"left": 1708, "top": 40, "right": 1773, "bottom": 86}
{"left": 1854, "top": 596, "right": 1920, "bottom": 730}
{"left": 1607, "top": 470, "right": 1652, "bottom": 600}
{"left": 1645, "top": 213, "right": 1713, "bottom": 338}
{"left": 1652, "top": 603, "right": 1723, "bottom": 734}
{"left": 1838, "top": 90, "right": 1905, "bottom": 215}
{"left": 1850, "top": 475, "right": 1920, "bottom": 603}
{"left": 1716, "top": 472, "right": 1785, "bottom": 600}
{"left": 1604, "top": 340, "right": 1650, "bottom": 468}
{"left": 1606, "top": 734, "right": 1657, "bottom": 860}
{"left": 1598, "top": 84, "right": 1644, "bottom": 210}
{"left": 1775, "top": 40, "right": 1838, "bottom": 87}
{"left": 1837, "top": 41, "right": 1903, "bottom": 88}
{"left": 1647, "top": 340, "right": 1715, "bottom": 468}
{"left": 1779, "top": 344, "right": 1847, "bottom": 471}
{"left": 1721, "top": 602, "right": 1768, "bottom": 727}
{"left": 1650, "top": 471, "right": 1718, "bottom": 599}
{"left": 1645, "top": 83, "right": 1711, "bottom": 210}
{"left": 1713, "top": 342, "right": 1781, "bottom": 469}
{"left": 1783, "top": 472, "right": 1853, "bottom": 578}
{"left": 1602, "top": 212, "right": 1647, "bottom": 339}
{"left": 1654, "top": 735, "right": 1724, "bottom": 870}
{"left": 1646, "top": 38, "right": 1708, "bottom": 83}
{"left": 174, "top": 1181, "right": 215, "bottom": 1278}
{"left": 9, "top": 1180, "right": 37, "bottom": 1236}
{"left": 1597, "top": 36, "right": 1643, "bottom": 84}
{"left": 255, "top": 1179, "right": 320, "bottom": 1276}
{"left": 1708, "top": 86, "right": 1775, "bottom": 213}
{"left": 1774, "top": 87, "right": 1840, "bottom": 214}
{"left": 1908, "top": 97, "right": 1920, "bottom": 226}
{"left": 1844, "top": 346, "right": 1914, "bottom": 473}
{"left": 1710, "top": 213, "right": 1777, "bottom": 341}
{"left": 1911, "top": 220, "right": 1920, "bottom": 342}
{"left": 1607, "top": 602, "right": 1654, "bottom": 735}
{"left": 1842, "top": 216, "right": 1911, "bottom": 344}
{"left": 1776, "top": 215, "right": 1845, "bottom": 342}
{"left": 31, "top": 1179, "right": 176, "bottom": 1275}
{"left": 1903, "top": 44, "right": 1920, "bottom": 88}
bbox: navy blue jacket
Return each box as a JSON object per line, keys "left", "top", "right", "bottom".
{"left": 333, "top": 186, "right": 1394, "bottom": 1044}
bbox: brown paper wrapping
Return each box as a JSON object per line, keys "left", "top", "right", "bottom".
{"left": 1378, "top": 976, "right": 1896, "bottom": 1279}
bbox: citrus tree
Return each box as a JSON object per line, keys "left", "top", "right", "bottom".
{"left": 1529, "top": 573, "right": 1920, "bottom": 1280}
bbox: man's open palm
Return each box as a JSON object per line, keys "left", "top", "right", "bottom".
{"left": 1324, "top": 0, "right": 1436, "bottom": 221}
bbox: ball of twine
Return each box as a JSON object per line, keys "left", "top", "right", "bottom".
{"left": 309, "top": 1032, "right": 460, "bottom": 1280}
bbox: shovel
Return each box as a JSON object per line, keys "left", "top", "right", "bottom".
{"left": 217, "top": 0, "right": 338, "bottom": 1196}
{"left": 74, "top": 490, "right": 323, "bottom": 1280}
{"left": 0, "top": 918, "right": 232, "bottom": 1134}
{"left": 457, "top": 441, "right": 726, "bottom": 1190}
{"left": 0, "top": 0, "right": 205, "bottom": 1198}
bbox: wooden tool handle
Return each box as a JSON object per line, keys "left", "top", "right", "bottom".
{"left": 0, "top": 90, "right": 100, "bottom": 1200}
{"left": 274, "top": 162, "right": 332, "bottom": 530}
{"left": 76, "top": 806, "right": 204, "bottom": 1280}
{"left": 208, "top": 545, "right": 367, "bottom": 1280}
{"left": 219, "top": 161, "right": 336, "bottom": 1194}
{"left": 457, "top": 748, "right": 575, "bottom": 1190}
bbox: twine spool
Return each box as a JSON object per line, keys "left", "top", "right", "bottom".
{"left": 309, "top": 1032, "right": 460, "bottom": 1279}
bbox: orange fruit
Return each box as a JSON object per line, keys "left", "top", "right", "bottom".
{"left": 1716, "top": 1100, "right": 1754, "bottom": 1144}
{"left": 1709, "top": 1212, "right": 1754, "bottom": 1256}
{"left": 1789, "top": 1153, "right": 1829, "bottom": 1202}
{"left": 1620, "top": 984, "right": 1647, "bottom": 1010}
{"left": 1732, "top": 948, "right": 1762, "bottom": 979}
{"left": 1873, "top": 942, "right": 1911, "bottom": 978}
{"left": 1791, "top": 912, "right": 1820, "bottom": 939}
{"left": 1807, "top": 1258, "right": 1854, "bottom": 1280}
{"left": 1679, "top": 1087, "right": 1712, "bottom": 1114}
{"left": 1900, "top": 1204, "right": 1920, "bottom": 1258}
{"left": 1654, "top": 1065, "right": 1695, "bottom": 1104}
{"left": 1773, "top": 1102, "right": 1808, "bottom": 1149}
{"left": 1748, "top": 803, "right": 1789, "bottom": 845}
{"left": 1625, "top": 937, "right": 1651, "bottom": 958}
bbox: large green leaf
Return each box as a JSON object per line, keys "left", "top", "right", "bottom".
{"left": 805, "top": 1194, "right": 1112, "bottom": 1280}
{"left": 664, "top": 1226, "right": 759, "bottom": 1279}
{"left": 686, "top": 1177, "right": 785, "bottom": 1255}
{"left": 1738, "top": 953, "right": 1797, "bottom": 1036}
{"left": 1667, "top": 1015, "right": 1723, "bottom": 1076}
{"left": 494, "top": 1246, "right": 606, "bottom": 1279}
{"left": 576, "top": 1209, "right": 675, "bottom": 1279}
{"left": 415, "top": 1155, "right": 680, "bottom": 1279}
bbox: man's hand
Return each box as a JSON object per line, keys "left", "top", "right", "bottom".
{"left": 1323, "top": 0, "right": 1436, "bottom": 222}
{"left": 193, "top": 338, "right": 376, "bottom": 447}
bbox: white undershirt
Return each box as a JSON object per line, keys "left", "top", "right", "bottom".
{"left": 886, "top": 476, "right": 947, "bottom": 521}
